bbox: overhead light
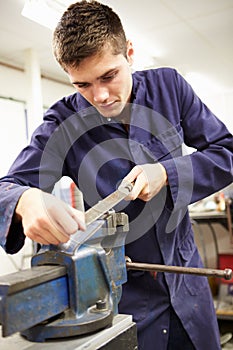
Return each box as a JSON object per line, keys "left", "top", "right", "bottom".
{"left": 21, "top": 0, "right": 69, "bottom": 30}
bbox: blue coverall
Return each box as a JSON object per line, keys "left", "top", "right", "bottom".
{"left": 0, "top": 68, "right": 232, "bottom": 349}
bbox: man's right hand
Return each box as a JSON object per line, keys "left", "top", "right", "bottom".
{"left": 15, "top": 188, "right": 86, "bottom": 245}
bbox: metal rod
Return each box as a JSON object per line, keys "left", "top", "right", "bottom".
{"left": 126, "top": 261, "right": 232, "bottom": 280}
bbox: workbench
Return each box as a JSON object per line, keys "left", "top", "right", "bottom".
{"left": 0, "top": 314, "right": 137, "bottom": 350}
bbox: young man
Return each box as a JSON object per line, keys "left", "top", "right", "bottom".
{"left": 0, "top": 1, "right": 232, "bottom": 349}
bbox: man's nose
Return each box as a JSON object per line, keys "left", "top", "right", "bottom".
{"left": 93, "top": 85, "right": 109, "bottom": 103}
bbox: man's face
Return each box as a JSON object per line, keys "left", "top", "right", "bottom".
{"left": 66, "top": 42, "right": 134, "bottom": 118}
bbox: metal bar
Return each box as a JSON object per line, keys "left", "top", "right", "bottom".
{"left": 126, "top": 261, "right": 232, "bottom": 280}
{"left": 85, "top": 181, "right": 133, "bottom": 226}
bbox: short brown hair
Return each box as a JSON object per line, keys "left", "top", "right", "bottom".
{"left": 53, "top": 0, "right": 127, "bottom": 71}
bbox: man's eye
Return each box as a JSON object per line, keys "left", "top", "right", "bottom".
{"left": 102, "top": 72, "right": 117, "bottom": 81}
{"left": 76, "top": 83, "right": 89, "bottom": 88}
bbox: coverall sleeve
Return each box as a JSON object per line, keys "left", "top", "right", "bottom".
{"left": 161, "top": 71, "right": 233, "bottom": 211}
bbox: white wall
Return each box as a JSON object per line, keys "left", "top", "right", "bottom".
{"left": 184, "top": 71, "right": 233, "bottom": 133}
{"left": 0, "top": 65, "right": 75, "bottom": 178}
{"left": 194, "top": 90, "right": 233, "bottom": 134}
{"left": 41, "top": 75, "right": 75, "bottom": 108}
{"left": 0, "top": 65, "right": 74, "bottom": 108}
{"left": 0, "top": 98, "right": 27, "bottom": 176}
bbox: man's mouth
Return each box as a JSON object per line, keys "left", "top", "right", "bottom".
{"left": 96, "top": 100, "right": 125, "bottom": 118}
{"left": 99, "top": 101, "right": 116, "bottom": 109}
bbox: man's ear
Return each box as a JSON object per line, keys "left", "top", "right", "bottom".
{"left": 126, "top": 40, "right": 134, "bottom": 66}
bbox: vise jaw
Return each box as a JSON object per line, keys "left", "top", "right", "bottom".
{"left": 0, "top": 211, "right": 129, "bottom": 342}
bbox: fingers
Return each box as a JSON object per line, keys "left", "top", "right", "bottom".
{"left": 122, "top": 166, "right": 143, "bottom": 184}
{"left": 68, "top": 206, "right": 86, "bottom": 231}
{"left": 18, "top": 188, "right": 87, "bottom": 246}
{"left": 122, "top": 165, "right": 150, "bottom": 201}
{"left": 50, "top": 205, "right": 82, "bottom": 236}
{"left": 24, "top": 218, "right": 70, "bottom": 245}
{"left": 121, "top": 166, "right": 144, "bottom": 200}
{"left": 122, "top": 163, "right": 168, "bottom": 202}
{"left": 39, "top": 205, "right": 86, "bottom": 244}
{"left": 24, "top": 209, "right": 85, "bottom": 246}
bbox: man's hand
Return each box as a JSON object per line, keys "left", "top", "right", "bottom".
{"left": 122, "top": 163, "right": 168, "bottom": 201}
{"left": 15, "top": 188, "right": 86, "bottom": 245}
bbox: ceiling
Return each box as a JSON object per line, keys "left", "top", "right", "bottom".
{"left": 0, "top": 0, "right": 233, "bottom": 92}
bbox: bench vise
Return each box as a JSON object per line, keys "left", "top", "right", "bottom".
{"left": 0, "top": 211, "right": 129, "bottom": 342}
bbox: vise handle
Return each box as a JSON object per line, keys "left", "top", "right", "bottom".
{"left": 125, "top": 257, "right": 232, "bottom": 280}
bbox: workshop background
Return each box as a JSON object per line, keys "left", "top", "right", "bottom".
{"left": 0, "top": 0, "right": 233, "bottom": 347}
